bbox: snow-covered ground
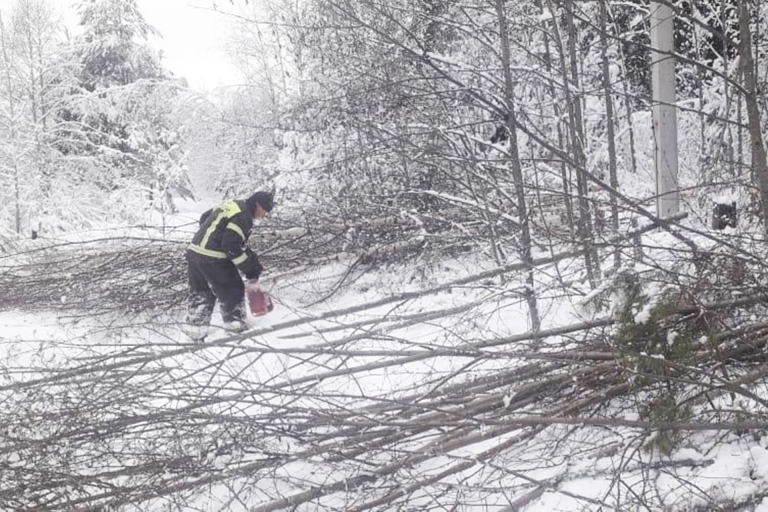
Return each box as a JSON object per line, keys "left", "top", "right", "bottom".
{"left": 3, "top": 202, "right": 768, "bottom": 512}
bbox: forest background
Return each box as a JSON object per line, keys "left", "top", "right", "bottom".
{"left": 4, "top": 0, "right": 768, "bottom": 510}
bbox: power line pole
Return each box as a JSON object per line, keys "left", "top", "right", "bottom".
{"left": 650, "top": 1, "right": 679, "bottom": 218}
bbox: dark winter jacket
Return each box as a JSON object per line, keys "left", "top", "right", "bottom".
{"left": 188, "top": 199, "right": 263, "bottom": 280}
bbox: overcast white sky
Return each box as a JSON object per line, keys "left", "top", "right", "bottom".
{"left": 55, "top": 0, "right": 245, "bottom": 90}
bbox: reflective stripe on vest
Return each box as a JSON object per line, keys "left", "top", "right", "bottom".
{"left": 188, "top": 244, "right": 248, "bottom": 266}
{"left": 191, "top": 201, "right": 243, "bottom": 255}
{"left": 227, "top": 223, "right": 245, "bottom": 240}
{"left": 187, "top": 244, "right": 227, "bottom": 259}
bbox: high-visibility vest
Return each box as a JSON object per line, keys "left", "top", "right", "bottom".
{"left": 188, "top": 200, "right": 253, "bottom": 267}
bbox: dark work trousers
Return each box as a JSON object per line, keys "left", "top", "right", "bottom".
{"left": 186, "top": 250, "right": 245, "bottom": 325}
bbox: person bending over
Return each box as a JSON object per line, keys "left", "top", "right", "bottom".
{"left": 184, "top": 191, "right": 273, "bottom": 339}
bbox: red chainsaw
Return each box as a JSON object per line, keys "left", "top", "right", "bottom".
{"left": 246, "top": 281, "right": 274, "bottom": 317}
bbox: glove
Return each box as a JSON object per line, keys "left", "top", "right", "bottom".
{"left": 243, "top": 261, "right": 263, "bottom": 281}
{"left": 241, "top": 248, "right": 263, "bottom": 280}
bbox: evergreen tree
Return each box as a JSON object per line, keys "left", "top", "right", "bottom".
{"left": 56, "top": 0, "right": 190, "bottom": 220}
{"left": 75, "top": 0, "right": 163, "bottom": 90}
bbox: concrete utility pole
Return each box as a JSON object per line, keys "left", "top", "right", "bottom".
{"left": 649, "top": 1, "right": 680, "bottom": 218}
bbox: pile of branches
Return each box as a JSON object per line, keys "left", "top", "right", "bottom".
{"left": 0, "top": 225, "right": 341, "bottom": 317}
{"left": 0, "top": 193, "right": 527, "bottom": 315}
{"left": 5, "top": 214, "right": 768, "bottom": 510}
{"left": 4, "top": 236, "right": 768, "bottom": 510}
{"left": 0, "top": 237, "right": 189, "bottom": 315}
{"left": 3, "top": 294, "right": 768, "bottom": 510}
{"left": 281, "top": 198, "right": 518, "bottom": 269}
{"left": 0, "top": 203, "right": 483, "bottom": 318}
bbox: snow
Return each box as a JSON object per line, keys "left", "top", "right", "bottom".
{"left": 4, "top": 0, "right": 766, "bottom": 507}
{"left": 3, "top": 204, "right": 767, "bottom": 512}
{"left": 633, "top": 301, "right": 654, "bottom": 324}
{"left": 667, "top": 330, "right": 679, "bottom": 345}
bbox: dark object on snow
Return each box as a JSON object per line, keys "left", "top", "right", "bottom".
{"left": 712, "top": 201, "right": 737, "bottom": 230}
{"left": 490, "top": 112, "right": 513, "bottom": 145}
{"left": 490, "top": 125, "right": 508, "bottom": 144}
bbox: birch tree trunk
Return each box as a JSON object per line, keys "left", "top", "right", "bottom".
{"left": 536, "top": 0, "right": 575, "bottom": 238}
{"left": 609, "top": 10, "right": 638, "bottom": 175}
{"left": 738, "top": 0, "right": 768, "bottom": 236}
{"left": 722, "top": 0, "right": 735, "bottom": 176}
{"left": 494, "top": 0, "right": 540, "bottom": 333}
{"left": 599, "top": 0, "right": 620, "bottom": 269}
{"left": 547, "top": 0, "right": 598, "bottom": 286}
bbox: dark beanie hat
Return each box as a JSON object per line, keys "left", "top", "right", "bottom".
{"left": 248, "top": 191, "right": 274, "bottom": 213}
